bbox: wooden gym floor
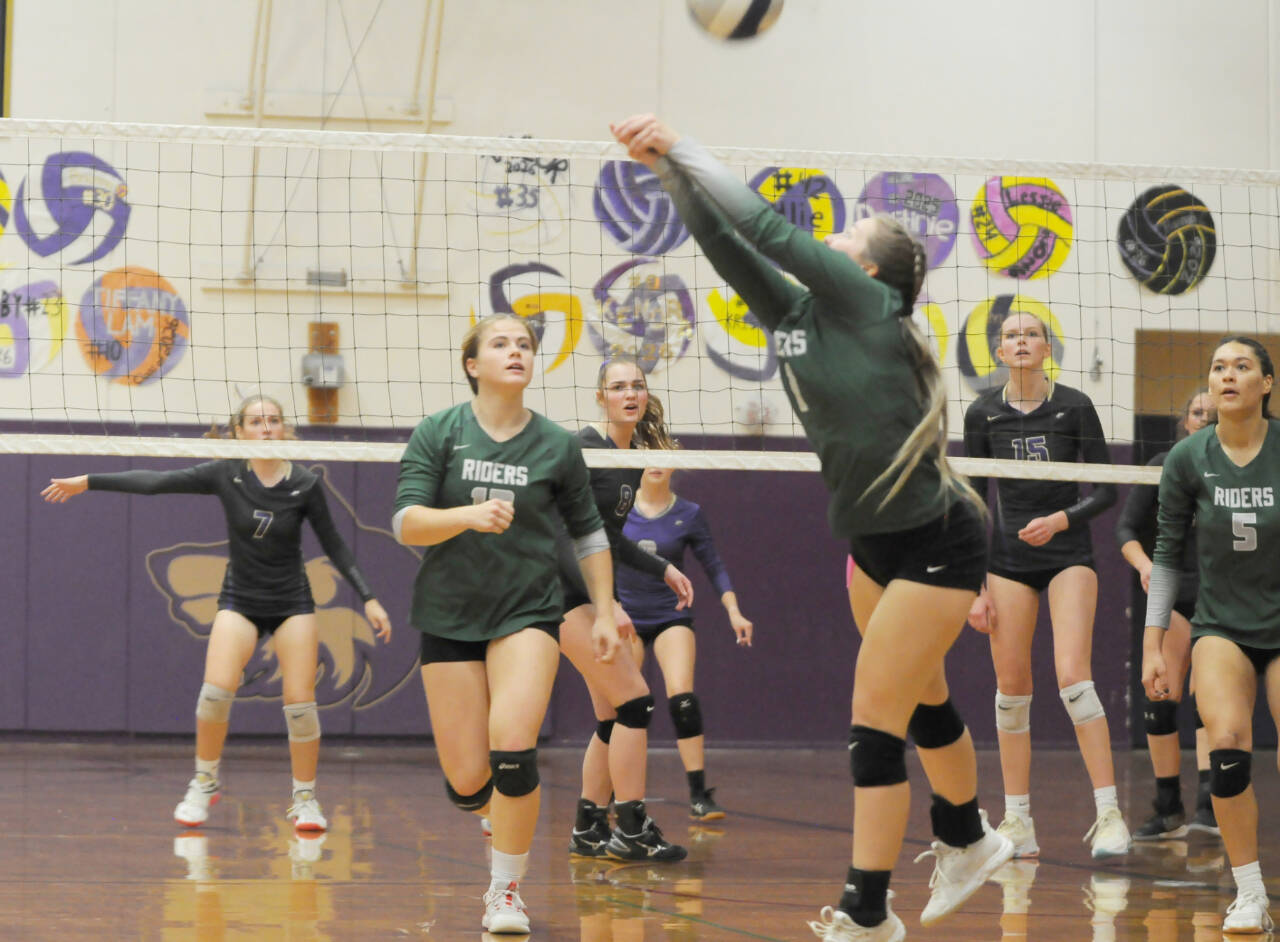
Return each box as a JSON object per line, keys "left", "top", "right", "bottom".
{"left": 0, "top": 741, "right": 1269, "bottom": 940}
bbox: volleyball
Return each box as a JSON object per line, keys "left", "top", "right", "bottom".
{"left": 1117, "top": 185, "right": 1216, "bottom": 294}
{"left": 589, "top": 257, "right": 696, "bottom": 373}
{"left": 687, "top": 0, "right": 784, "bottom": 40}
{"left": 970, "top": 176, "right": 1073, "bottom": 280}
{"left": 76, "top": 266, "right": 189, "bottom": 385}
{"left": 855, "top": 172, "right": 959, "bottom": 269}
{"left": 14, "top": 150, "right": 130, "bottom": 264}
{"left": 957, "top": 294, "right": 1065, "bottom": 393}
{"left": 0, "top": 276, "right": 67, "bottom": 377}
{"left": 593, "top": 160, "right": 689, "bottom": 255}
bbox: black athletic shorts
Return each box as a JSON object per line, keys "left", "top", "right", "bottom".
{"left": 849, "top": 498, "right": 987, "bottom": 592}
{"left": 225, "top": 606, "right": 315, "bottom": 638}
{"left": 987, "top": 563, "right": 1094, "bottom": 594}
{"left": 634, "top": 619, "right": 692, "bottom": 646}
{"left": 1173, "top": 596, "right": 1196, "bottom": 621}
{"left": 418, "top": 624, "right": 559, "bottom": 665}
{"left": 1193, "top": 635, "right": 1280, "bottom": 675}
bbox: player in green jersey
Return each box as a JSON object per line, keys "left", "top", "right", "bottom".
{"left": 393, "top": 314, "right": 617, "bottom": 935}
{"left": 612, "top": 114, "right": 1012, "bottom": 942}
{"left": 1145, "top": 337, "right": 1279, "bottom": 934}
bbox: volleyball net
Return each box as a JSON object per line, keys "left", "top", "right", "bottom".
{"left": 0, "top": 117, "right": 1276, "bottom": 482}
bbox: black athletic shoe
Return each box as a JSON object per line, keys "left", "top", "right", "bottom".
{"left": 689, "top": 788, "right": 726, "bottom": 821}
{"left": 1133, "top": 808, "right": 1189, "bottom": 841}
{"left": 1187, "top": 804, "right": 1221, "bottom": 836}
{"left": 569, "top": 806, "right": 612, "bottom": 858}
{"left": 605, "top": 817, "right": 688, "bottom": 862}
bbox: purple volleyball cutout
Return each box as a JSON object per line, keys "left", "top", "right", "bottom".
{"left": 15, "top": 151, "right": 130, "bottom": 264}
{"left": 593, "top": 161, "right": 689, "bottom": 255}
{"left": 855, "top": 172, "right": 959, "bottom": 269}
{"left": 589, "top": 257, "right": 696, "bottom": 372}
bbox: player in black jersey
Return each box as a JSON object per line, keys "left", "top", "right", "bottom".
{"left": 561, "top": 356, "right": 694, "bottom": 863}
{"left": 42, "top": 395, "right": 392, "bottom": 833}
{"left": 1116, "top": 389, "right": 1218, "bottom": 840}
{"left": 615, "top": 114, "right": 1013, "bottom": 941}
{"left": 1145, "top": 337, "right": 1279, "bottom": 934}
{"left": 963, "top": 311, "right": 1131, "bottom": 860}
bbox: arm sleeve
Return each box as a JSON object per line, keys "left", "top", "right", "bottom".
{"left": 305, "top": 484, "right": 376, "bottom": 602}
{"left": 961, "top": 404, "right": 991, "bottom": 506}
{"left": 609, "top": 524, "right": 671, "bottom": 579}
{"left": 1144, "top": 563, "right": 1179, "bottom": 630}
{"left": 88, "top": 462, "right": 220, "bottom": 496}
{"left": 1062, "top": 404, "right": 1117, "bottom": 527}
{"left": 394, "top": 420, "right": 443, "bottom": 514}
{"left": 661, "top": 138, "right": 891, "bottom": 312}
{"left": 687, "top": 506, "right": 734, "bottom": 596}
{"left": 1115, "top": 478, "right": 1157, "bottom": 548}
{"left": 653, "top": 154, "right": 803, "bottom": 332}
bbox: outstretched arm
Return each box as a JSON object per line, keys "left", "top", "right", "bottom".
{"left": 44, "top": 463, "right": 220, "bottom": 501}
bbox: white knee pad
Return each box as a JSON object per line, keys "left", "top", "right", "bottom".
{"left": 195, "top": 683, "right": 235, "bottom": 724}
{"left": 283, "top": 701, "right": 321, "bottom": 743}
{"left": 995, "top": 691, "right": 1032, "bottom": 734}
{"left": 1060, "top": 681, "right": 1104, "bottom": 726}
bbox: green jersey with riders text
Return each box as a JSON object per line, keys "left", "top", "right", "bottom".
{"left": 395, "top": 403, "right": 603, "bottom": 641}
{"left": 1154, "top": 420, "right": 1280, "bottom": 649}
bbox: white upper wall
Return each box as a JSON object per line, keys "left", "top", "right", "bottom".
{"left": 12, "top": 0, "right": 1278, "bottom": 168}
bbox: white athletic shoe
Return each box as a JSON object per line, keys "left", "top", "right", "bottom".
{"left": 806, "top": 899, "right": 905, "bottom": 942}
{"left": 1084, "top": 807, "right": 1132, "bottom": 859}
{"left": 916, "top": 816, "right": 1015, "bottom": 926}
{"left": 995, "top": 811, "right": 1039, "bottom": 858}
{"left": 482, "top": 880, "right": 531, "bottom": 934}
{"left": 174, "top": 772, "right": 220, "bottom": 827}
{"left": 286, "top": 789, "right": 328, "bottom": 832}
{"left": 1223, "top": 890, "right": 1273, "bottom": 934}
{"left": 480, "top": 816, "right": 493, "bottom": 837}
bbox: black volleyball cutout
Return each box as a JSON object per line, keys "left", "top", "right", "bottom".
{"left": 1117, "top": 185, "right": 1216, "bottom": 295}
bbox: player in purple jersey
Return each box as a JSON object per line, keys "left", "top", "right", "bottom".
{"left": 561, "top": 357, "right": 694, "bottom": 863}
{"left": 1117, "top": 390, "right": 1218, "bottom": 840}
{"left": 42, "top": 395, "right": 392, "bottom": 833}
{"left": 617, "top": 464, "right": 754, "bottom": 820}
{"left": 964, "top": 311, "right": 1130, "bottom": 861}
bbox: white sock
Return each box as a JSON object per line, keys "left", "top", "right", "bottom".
{"left": 1093, "top": 786, "right": 1118, "bottom": 814}
{"left": 293, "top": 778, "right": 316, "bottom": 796}
{"left": 195, "top": 757, "right": 219, "bottom": 780}
{"left": 490, "top": 849, "right": 528, "bottom": 892}
{"left": 1006, "top": 794, "right": 1031, "bottom": 821}
{"left": 1233, "top": 861, "right": 1267, "bottom": 898}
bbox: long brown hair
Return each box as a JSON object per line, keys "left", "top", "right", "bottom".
{"left": 597, "top": 356, "right": 676, "bottom": 450}
{"left": 860, "top": 216, "right": 982, "bottom": 512}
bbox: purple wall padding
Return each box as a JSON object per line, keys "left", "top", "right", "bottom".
{"left": 4, "top": 442, "right": 1151, "bottom": 746}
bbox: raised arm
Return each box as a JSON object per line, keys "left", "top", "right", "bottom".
{"left": 612, "top": 114, "right": 887, "bottom": 314}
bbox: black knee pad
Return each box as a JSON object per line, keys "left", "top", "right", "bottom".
{"left": 1210, "top": 749, "right": 1252, "bottom": 799}
{"left": 490, "top": 748, "right": 540, "bottom": 797}
{"left": 848, "top": 725, "right": 907, "bottom": 787}
{"left": 596, "top": 719, "right": 615, "bottom": 744}
{"left": 668, "top": 693, "right": 704, "bottom": 740}
{"left": 615, "top": 695, "right": 655, "bottom": 729}
{"left": 445, "top": 777, "right": 493, "bottom": 811}
{"left": 1143, "top": 697, "right": 1179, "bottom": 736}
{"left": 907, "top": 699, "right": 966, "bottom": 749}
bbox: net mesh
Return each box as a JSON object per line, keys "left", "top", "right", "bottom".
{"left": 0, "top": 117, "right": 1275, "bottom": 481}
